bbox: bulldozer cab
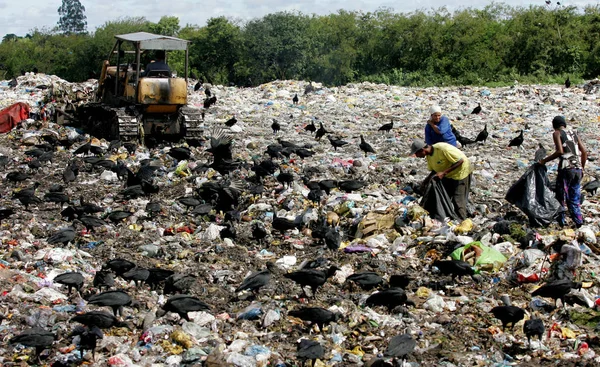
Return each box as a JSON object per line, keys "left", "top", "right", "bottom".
{"left": 97, "top": 32, "right": 190, "bottom": 108}
{"left": 80, "top": 32, "right": 202, "bottom": 144}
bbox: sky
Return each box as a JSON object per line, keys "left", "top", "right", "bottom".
{"left": 0, "top": 0, "right": 596, "bottom": 37}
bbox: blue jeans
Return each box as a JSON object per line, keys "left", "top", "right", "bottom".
{"left": 556, "top": 168, "right": 583, "bottom": 226}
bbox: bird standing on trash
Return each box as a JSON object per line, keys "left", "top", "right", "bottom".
{"left": 385, "top": 333, "right": 416, "bottom": 364}
{"left": 490, "top": 305, "right": 525, "bottom": 332}
{"left": 235, "top": 262, "right": 275, "bottom": 295}
{"left": 272, "top": 212, "right": 301, "bottom": 235}
{"left": 69, "top": 325, "right": 103, "bottom": 360}
{"left": 92, "top": 270, "right": 115, "bottom": 292}
{"left": 9, "top": 328, "right": 55, "bottom": 363}
{"left": 531, "top": 278, "right": 582, "bottom": 307}
{"left": 8, "top": 77, "right": 18, "bottom": 88}
{"left": 475, "top": 124, "right": 488, "bottom": 144}
{"left": 583, "top": 178, "right": 600, "bottom": 195}
{"left": 378, "top": 120, "right": 393, "bottom": 133}
{"left": 0, "top": 207, "right": 15, "bottom": 225}
{"left": 471, "top": 102, "right": 482, "bottom": 115}
{"left": 365, "top": 287, "right": 411, "bottom": 311}
{"left": 293, "top": 93, "right": 299, "bottom": 105}
{"left": 359, "top": 135, "right": 375, "bottom": 156}
{"left": 71, "top": 310, "right": 125, "bottom": 329}
{"left": 432, "top": 259, "right": 475, "bottom": 281}
{"left": 54, "top": 272, "right": 84, "bottom": 294}
{"left": 271, "top": 119, "right": 280, "bottom": 134}
{"left": 346, "top": 272, "right": 384, "bottom": 290}
{"left": 156, "top": 294, "right": 211, "bottom": 321}
{"left": 565, "top": 77, "right": 571, "bottom": 88}
{"left": 328, "top": 136, "right": 349, "bottom": 151}
{"left": 452, "top": 126, "right": 477, "bottom": 147}
{"left": 284, "top": 266, "right": 340, "bottom": 298}
{"left": 304, "top": 81, "right": 315, "bottom": 95}
{"left": 87, "top": 290, "right": 132, "bottom": 316}
{"left": 225, "top": 116, "right": 237, "bottom": 127}
{"left": 524, "top": 317, "right": 545, "bottom": 348}
{"left": 305, "top": 120, "right": 316, "bottom": 134}
{"left": 289, "top": 307, "right": 340, "bottom": 332}
{"left": 251, "top": 221, "right": 268, "bottom": 244}
{"left": 508, "top": 130, "right": 524, "bottom": 148}
{"left": 315, "top": 122, "right": 328, "bottom": 141}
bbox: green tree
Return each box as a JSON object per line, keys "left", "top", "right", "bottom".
{"left": 242, "top": 12, "right": 313, "bottom": 83}
{"left": 83, "top": 17, "right": 152, "bottom": 78}
{"left": 150, "top": 16, "right": 180, "bottom": 37}
{"left": 188, "top": 17, "right": 243, "bottom": 84}
{"left": 57, "top": 0, "right": 87, "bottom": 34}
{"left": 2, "top": 34, "right": 19, "bottom": 43}
{"left": 308, "top": 11, "right": 360, "bottom": 85}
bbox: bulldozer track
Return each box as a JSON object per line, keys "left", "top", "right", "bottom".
{"left": 78, "top": 104, "right": 204, "bottom": 143}
{"left": 180, "top": 107, "right": 204, "bottom": 139}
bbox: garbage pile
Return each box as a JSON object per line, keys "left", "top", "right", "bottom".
{"left": 1, "top": 74, "right": 600, "bottom": 366}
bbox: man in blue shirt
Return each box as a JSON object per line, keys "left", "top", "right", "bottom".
{"left": 425, "top": 105, "right": 457, "bottom": 147}
{"left": 142, "top": 50, "right": 171, "bottom": 77}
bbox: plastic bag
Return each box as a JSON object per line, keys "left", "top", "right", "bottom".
{"left": 450, "top": 241, "right": 507, "bottom": 270}
{"left": 505, "top": 163, "right": 560, "bottom": 227}
{"left": 420, "top": 179, "right": 459, "bottom": 222}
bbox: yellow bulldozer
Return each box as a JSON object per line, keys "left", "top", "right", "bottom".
{"left": 77, "top": 32, "right": 202, "bottom": 144}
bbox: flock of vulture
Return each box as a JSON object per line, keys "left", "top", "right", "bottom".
{"left": 0, "top": 82, "right": 595, "bottom": 366}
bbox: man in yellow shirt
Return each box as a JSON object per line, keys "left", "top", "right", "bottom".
{"left": 410, "top": 139, "right": 472, "bottom": 219}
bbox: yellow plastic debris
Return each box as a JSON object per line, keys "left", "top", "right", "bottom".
{"left": 109, "top": 153, "right": 128, "bottom": 161}
{"left": 559, "top": 229, "right": 576, "bottom": 240}
{"left": 408, "top": 206, "right": 427, "bottom": 221}
{"left": 582, "top": 282, "right": 593, "bottom": 288}
{"left": 128, "top": 224, "right": 143, "bottom": 231}
{"left": 561, "top": 327, "right": 576, "bottom": 339}
{"left": 327, "top": 212, "right": 340, "bottom": 226}
{"left": 158, "top": 339, "right": 184, "bottom": 354}
{"left": 175, "top": 161, "right": 191, "bottom": 177}
{"left": 339, "top": 241, "right": 350, "bottom": 250}
{"left": 416, "top": 287, "right": 431, "bottom": 298}
{"left": 178, "top": 250, "right": 193, "bottom": 259}
{"left": 346, "top": 346, "right": 364, "bottom": 357}
{"left": 454, "top": 219, "right": 473, "bottom": 234}
{"left": 171, "top": 330, "right": 193, "bottom": 349}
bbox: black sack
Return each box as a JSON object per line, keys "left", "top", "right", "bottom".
{"left": 505, "top": 163, "right": 560, "bottom": 227}
{"left": 420, "top": 179, "right": 460, "bottom": 222}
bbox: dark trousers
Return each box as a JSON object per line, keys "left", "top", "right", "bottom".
{"left": 441, "top": 174, "right": 471, "bottom": 220}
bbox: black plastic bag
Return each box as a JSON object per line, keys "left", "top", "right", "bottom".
{"left": 420, "top": 179, "right": 460, "bottom": 222}
{"left": 505, "top": 163, "right": 560, "bottom": 227}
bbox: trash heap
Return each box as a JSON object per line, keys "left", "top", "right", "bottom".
{"left": 0, "top": 75, "right": 600, "bottom": 366}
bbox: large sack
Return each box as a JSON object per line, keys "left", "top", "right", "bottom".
{"left": 420, "top": 179, "right": 460, "bottom": 222}
{"left": 505, "top": 163, "right": 560, "bottom": 227}
{"left": 0, "top": 102, "right": 30, "bottom": 134}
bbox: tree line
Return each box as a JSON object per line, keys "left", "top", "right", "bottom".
{"left": 1, "top": 3, "right": 599, "bottom": 87}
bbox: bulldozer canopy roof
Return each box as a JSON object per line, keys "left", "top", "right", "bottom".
{"left": 115, "top": 32, "right": 189, "bottom": 51}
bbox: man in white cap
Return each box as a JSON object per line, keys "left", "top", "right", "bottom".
{"left": 425, "top": 105, "right": 457, "bottom": 147}
{"left": 410, "top": 139, "right": 472, "bottom": 219}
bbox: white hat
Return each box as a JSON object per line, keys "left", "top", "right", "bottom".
{"left": 429, "top": 105, "right": 442, "bottom": 115}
